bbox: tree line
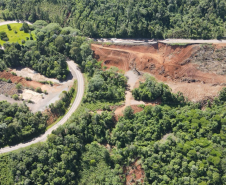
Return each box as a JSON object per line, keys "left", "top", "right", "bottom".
{"left": 0, "top": 0, "right": 226, "bottom": 39}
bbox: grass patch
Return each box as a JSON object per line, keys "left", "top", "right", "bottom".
{"left": 0, "top": 23, "right": 36, "bottom": 45}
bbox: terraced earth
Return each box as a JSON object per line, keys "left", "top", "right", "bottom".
{"left": 92, "top": 43, "right": 226, "bottom": 102}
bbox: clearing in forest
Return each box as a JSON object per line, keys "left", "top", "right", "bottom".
{"left": 0, "top": 23, "right": 35, "bottom": 45}
{"left": 92, "top": 43, "right": 226, "bottom": 102}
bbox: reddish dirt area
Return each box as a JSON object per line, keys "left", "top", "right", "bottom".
{"left": 114, "top": 105, "right": 144, "bottom": 121}
{"left": 0, "top": 70, "right": 43, "bottom": 89}
{"left": 44, "top": 109, "right": 59, "bottom": 126}
{"left": 122, "top": 160, "right": 145, "bottom": 185}
{"left": 92, "top": 43, "right": 226, "bottom": 101}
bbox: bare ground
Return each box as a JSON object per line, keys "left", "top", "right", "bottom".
{"left": 92, "top": 43, "right": 226, "bottom": 102}
{"left": 0, "top": 61, "right": 76, "bottom": 112}
{"left": 11, "top": 67, "right": 59, "bottom": 83}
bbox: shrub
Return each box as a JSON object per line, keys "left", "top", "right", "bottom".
{"left": 21, "top": 39, "right": 25, "bottom": 44}
{"left": 0, "top": 31, "right": 8, "bottom": 41}
{"left": 11, "top": 72, "right": 17, "bottom": 76}
{"left": 12, "top": 94, "right": 19, "bottom": 100}
{"left": 16, "top": 83, "right": 22, "bottom": 90}
{"left": 7, "top": 24, "right": 11, "bottom": 31}
{"left": 44, "top": 90, "right": 48, "bottom": 94}
{"left": 14, "top": 30, "right": 17, "bottom": 34}
{"left": 25, "top": 77, "right": 32, "bottom": 81}
{"left": 35, "top": 87, "right": 42, "bottom": 93}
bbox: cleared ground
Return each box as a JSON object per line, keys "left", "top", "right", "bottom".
{"left": 12, "top": 67, "right": 59, "bottom": 83}
{"left": 0, "top": 61, "right": 76, "bottom": 112}
{"left": 92, "top": 43, "right": 226, "bottom": 102}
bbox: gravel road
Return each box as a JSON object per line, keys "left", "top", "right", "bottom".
{"left": 0, "top": 61, "right": 84, "bottom": 154}
{"left": 94, "top": 38, "right": 226, "bottom": 44}
{"left": 0, "top": 20, "right": 32, "bottom": 26}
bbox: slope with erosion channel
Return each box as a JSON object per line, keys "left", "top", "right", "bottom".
{"left": 92, "top": 43, "right": 226, "bottom": 102}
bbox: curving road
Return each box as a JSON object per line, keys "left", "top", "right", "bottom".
{"left": 0, "top": 61, "right": 84, "bottom": 154}
{"left": 0, "top": 20, "right": 32, "bottom": 26}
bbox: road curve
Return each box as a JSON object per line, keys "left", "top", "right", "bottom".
{"left": 0, "top": 61, "right": 84, "bottom": 154}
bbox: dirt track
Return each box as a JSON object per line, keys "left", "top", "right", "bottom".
{"left": 92, "top": 43, "right": 226, "bottom": 101}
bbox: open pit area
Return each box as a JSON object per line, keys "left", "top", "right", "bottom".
{"left": 92, "top": 43, "right": 226, "bottom": 102}
{"left": 0, "top": 61, "right": 76, "bottom": 112}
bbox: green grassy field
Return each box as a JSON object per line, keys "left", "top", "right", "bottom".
{"left": 0, "top": 23, "right": 35, "bottom": 45}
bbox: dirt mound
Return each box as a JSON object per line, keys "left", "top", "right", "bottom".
{"left": 0, "top": 71, "right": 43, "bottom": 89}
{"left": 122, "top": 159, "right": 145, "bottom": 185}
{"left": 92, "top": 43, "right": 226, "bottom": 101}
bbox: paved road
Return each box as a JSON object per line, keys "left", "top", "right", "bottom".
{"left": 0, "top": 61, "right": 84, "bottom": 154}
{"left": 0, "top": 20, "right": 32, "bottom": 26}
{"left": 94, "top": 38, "right": 226, "bottom": 44}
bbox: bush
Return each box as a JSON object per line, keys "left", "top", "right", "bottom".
{"left": 7, "top": 24, "right": 11, "bottom": 31}
{"left": 23, "top": 22, "right": 29, "bottom": 33}
{"left": 25, "top": 77, "right": 32, "bottom": 81}
{"left": 0, "top": 31, "right": 9, "bottom": 41}
{"left": 12, "top": 94, "right": 19, "bottom": 100}
{"left": 11, "top": 72, "right": 17, "bottom": 76}
{"left": 35, "top": 87, "right": 42, "bottom": 93}
{"left": 16, "top": 83, "right": 22, "bottom": 90}
{"left": 14, "top": 30, "right": 17, "bottom": 34}
{"left": 21, "top": 39, "right": 25, "bottom": 44}
{"left": 44, "top": 90, "right": 48, "bottom": 94}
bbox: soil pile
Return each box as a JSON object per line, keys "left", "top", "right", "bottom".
{"left": 0, "top": 71, "right": 43, "bottom": 89}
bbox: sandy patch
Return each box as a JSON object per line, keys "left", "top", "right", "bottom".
{"left": 12, "top": 67, "right": 59, "bottom": 83}
{"left": 22, "top": 89, "right": 42, "bottom": 103}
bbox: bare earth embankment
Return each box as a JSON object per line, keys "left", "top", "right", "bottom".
{"left": 92, "top": 43, "right": 226, "bottom": 103}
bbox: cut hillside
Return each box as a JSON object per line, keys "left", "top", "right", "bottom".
{"left": 92, "top": 43, "right": 226, "bottom": 101}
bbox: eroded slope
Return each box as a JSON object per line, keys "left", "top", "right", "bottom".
{"left": 92, "top": 43, "right": 226, "bottom": 101}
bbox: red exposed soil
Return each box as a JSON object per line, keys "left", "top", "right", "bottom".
{"left": 0, "top": 70, "right": 43, "bottom": 89}
{"left": 92, "top": 43, "right": 226, "bottom": 101}
{"left": 114, "top": 105, "right": 144, "bottom": 121}
{"left": 44, "top": 109, "right": 59, "bottom": 126}
{"left": 122, "top": 160, "right": 145, "bottom": 185}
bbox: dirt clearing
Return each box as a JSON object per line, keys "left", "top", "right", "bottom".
{"left": 11, "top": 67, "right": 59, "bottom": 83}
{"left": 92, "top": 43, "right": 226, "bottom": 102}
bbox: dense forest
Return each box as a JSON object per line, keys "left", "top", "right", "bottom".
{"left": 84, "top": 69, "right": 127, "bottom": 103}
{"left": 0, "top": 0, "right": 226, "bottom": 39}
{"left": 0, "top": 101, "right": 47, "bottom": 147}
{"left": 1, "top": 88, "right": 226, "bottom": 184}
